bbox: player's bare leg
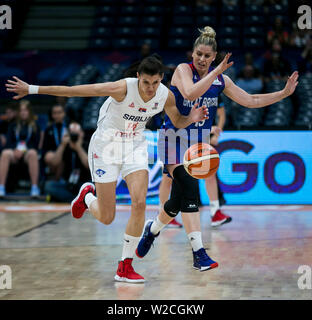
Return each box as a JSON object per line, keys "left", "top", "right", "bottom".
{"left": 114, "top": 170, "right": 148, "bottom": 283}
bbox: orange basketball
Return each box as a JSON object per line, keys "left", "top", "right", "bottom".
{"left": 183, "top": 142, "right": 220, "bottom": 179}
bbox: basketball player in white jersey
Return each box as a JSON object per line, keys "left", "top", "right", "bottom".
{"left": 6, "top": 56, "right": 209, "bottom": 283}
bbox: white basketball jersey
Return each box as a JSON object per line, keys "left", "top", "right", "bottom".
{"left": 96, "top": 78, "right": 168, "bottom": 138}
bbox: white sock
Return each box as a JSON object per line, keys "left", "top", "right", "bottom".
{"left": 150, "top": 216, "right": 166, "bottom": 235}
{"left": 188, "top": 231, "right": 203, "bottom": 252}
{"left": 210, "top": 200, "right": 220, "bottom": 217}
{"left": 121, "top": 233, "right": 140, "bottom": 260}
{"left": 84, "top": 192, "right": 97, "bottom": 208}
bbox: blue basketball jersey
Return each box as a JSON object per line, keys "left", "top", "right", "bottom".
{"left": 163, "top": 62, "right": 225, "bottom": 142}
{"left": 158, "top": 63, "right": 225, "bottom": 167}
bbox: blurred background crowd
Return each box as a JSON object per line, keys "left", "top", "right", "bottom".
{"left": 0, "top": 0, "right": 311, "bottom": 199}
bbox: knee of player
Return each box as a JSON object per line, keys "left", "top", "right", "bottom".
{"left": 131, "top": 198, "right": 146, "bottom": 212}
{"left": 164, "top": 199, "right": 181, "bottom": 217}
{"left": 100, "top": 214, "right": 115, "bottom": 225}
{"left": 98, "top": 206, "right": 116, "bottom": 225}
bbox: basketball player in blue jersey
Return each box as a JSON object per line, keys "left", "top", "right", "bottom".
{"left": 136, "top": 26, "right": 299, "bottom": 271}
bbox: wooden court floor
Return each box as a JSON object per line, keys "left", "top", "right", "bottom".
{"left": 0, "top": 203, "right": 312, "bottom": 300}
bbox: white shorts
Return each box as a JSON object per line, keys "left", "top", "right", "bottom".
{"left": 88, "top": 131, "right": 149, "bottom": 183}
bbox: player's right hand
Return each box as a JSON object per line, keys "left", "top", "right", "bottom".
{"left": 5, "top": 76, "right": 29, "bottom": 100}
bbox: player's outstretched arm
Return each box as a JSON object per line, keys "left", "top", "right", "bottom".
{"left": 223, "top": 71, "right": 299, "bottom": 108}
{"left": 164, "top": 91, "right": 209, "bottom": 128}
{"left": 174, "top": 53, "right": 233, "bottom": 101}
{"left": 5, "top": 76, "right": 127, "bottom": 101}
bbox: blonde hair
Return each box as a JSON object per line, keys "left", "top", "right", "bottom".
{"left": 193, "top": 26, "right": 217, "bottom": 51}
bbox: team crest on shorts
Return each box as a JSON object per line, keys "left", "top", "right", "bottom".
{"left": 95, "top": 169, "right": 106, "bottom": 177}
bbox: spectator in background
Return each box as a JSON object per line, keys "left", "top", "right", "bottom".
{"left": 0, "top": 102, "right": 17, "bottom": 152}
{"left": 131, "top": 43, "right": 151, "bottom": 64}
{"left": 298, "top": 39, "right": 312, "bottom": 74}
{"left": 264, "top": 52, "right": 291, "bottom": 82}
{"left": 42, "top": 104, "right": 68, "bottom": 181}
{"left": 289, "top": 23, "right": 311, "bottom": 49}
{"left": 236, "top": 65, "right": 263, "bottom": 94}
{"left": 241, "top": 52, "right": 261, "bottom": 77}
{"left": 44, "top": 122, "right": 90, "bottom": 202}
{"left": 0, "top": 100, "right": 41, "bottom": 197}
{"left": 267, "top": 16, "right": 289, "bottom": 47}
{"left": 263, "top": 38, "right": 291, "bottom": 82}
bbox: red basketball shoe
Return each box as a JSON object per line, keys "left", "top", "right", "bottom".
{"left": 71, "top": 182, "right": 95, "bottom": 219}
{"left": 114, "top": 258, "right": 145, "bottom": 283}
{"left": 211, "top": 209, "right": 232, "bottom": 227}
{"left": 166, "top": 218, "right": 183, "bottom": 228}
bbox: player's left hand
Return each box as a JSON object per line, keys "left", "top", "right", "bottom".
{"left": 283, "top": 71, "right": 299, "bottom": 97}
{"left": 190, "top": 103, "right": 209, "bottom": 123}
{"left": 5, "top": 76, "right": 29, "bottom": 100}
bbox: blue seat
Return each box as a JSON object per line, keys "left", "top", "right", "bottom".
{"left": 173, "top": 5, "right": 193, "bottom": 14}
{"left": 219, "top": 38, "right": 240, "bottom": 49}
{"left": 173, "top": 15, "right": 193, "bottom": 26}
{"left": 196, "top": 16, "right": 217, "bottom": 27}
{"left": 118, "top": 16, "right": 139, "bottom": 26}
{"left": 219, "top": 26, "right": 240, "bottom": 38}
{"left": 243, "top": 26, "right": 264, "bottom": 37}
{"left": 221, "top": 15, "right": 241, "bottom": 26}
{"left": 121, "top": 5, "right": 141, "bottom": 15}
{"left": 243, "top": 37, "right": 265, "bottom": 49}
{"left": 89, "top": 38, "right": 111, "bottom": 49}
{"left": 142, "top": 16, "right": 161, "bottom": 26}
{"left": 95, "top": 16, "right": 114, "bottom": 26}
{"left": 115, "top": 27, "right": 137, "bottom": 37}
{"left": 244, "top": 15, "right": 265, "bottom": 25}
{"left": 137, "top": 38, "right": 160, "bottom": 50}
{"left": 144, "top": 6, "right": 164, "bottom": 15}
{"left": 195, "top": 5, "right": 217, "bottom": 15}
{"left": 140, "top": 27, "right": 160, "bottom": 37}
{"left": 168, "top": 38, "right": 192, "bottom": 49}
{"left": 169, "top": 27, "right": 192, "bottom": 38}
{"left": 113, "top": 38, "right": 136, "bottom": 49}
{"left": 222, "top": 5, "right": 241, "bottom": 15}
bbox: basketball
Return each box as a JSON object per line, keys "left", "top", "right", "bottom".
{"left": 183, "top": 142, "right": 220, "bottom": 179}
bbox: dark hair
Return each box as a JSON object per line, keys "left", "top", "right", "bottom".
{"left": 48, "top": 104, "right": 65, "bottom": 122}
{"left": 6, "top": 101, "right": 18, "bottom": 111}
{"left": 137, "top": 55, "right": 165, "bottom": 76}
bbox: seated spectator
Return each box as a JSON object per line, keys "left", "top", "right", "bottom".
{"left": 267, "top": 16, "right": 289, "bottom": 47}
{"left": 44, "top": 122, "right": 91, "bottom": 202}
{"left": 0, "top": 102, "right": 17, "bottom": 152}
{"left": 236, "top": 65, "right": 263, "bottom": 94}
{"left": 0, "top": 100, "right": 41, "bottom": 197}
{"left": 263, "top": 38, "right": 291, "bottom": 82}
{"left": 289, "top": 23, "right": 311, "bottom": 49}
{"left": 241, "top": 52, "right": 261, "bottom": 77}
{"left": 298, "top": 39, "right": 312, "bottom": 74}
{"left": 42, "top": 104, "right": 68, "bottom": 180}
{"left": 263, "top": 51, "right": 291, "bottom": 82}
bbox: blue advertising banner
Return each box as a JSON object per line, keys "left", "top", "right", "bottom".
{"left": 116, "top": 131, "right": 312, "bottom": 205}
